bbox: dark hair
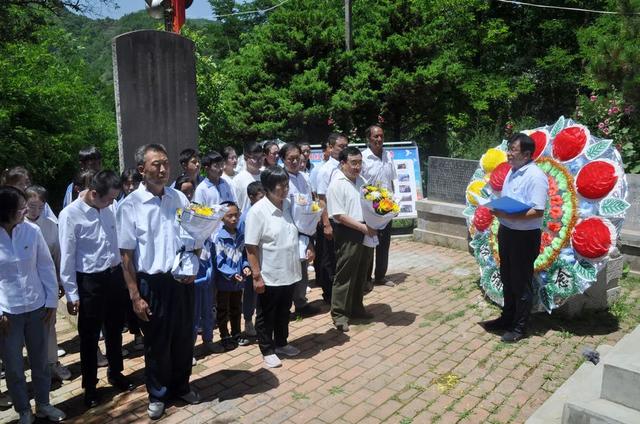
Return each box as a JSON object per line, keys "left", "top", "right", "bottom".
{"left": 0, "top": 185, "right": 27, "bottom": 223}
{"left": 179, "top": 148, "right": 199, "bottom": 166}
{"left": 260, "top": 166, "right": 289, "bottom": 193}
{"left": 247, "top": 181, "right": 265, "bottom": 198}
{"left": 262, "top": 140, "right": 279, "bottom": 155}
{"left": 365, "top": 125, "right": 382, "bottom": 140}
{"left": 327, "top": 132, "right": 347, "bottom": 147}
{"left": 278, "top": 143, "right": 301, "bottom": 161}
{"left": 243, "top": 141, "right": 263, "bottom": 156}
{"left": 0, "top": 166, "right": 31, "bottom": 187}
{"left": 73, "top": 169, "right": 96, "bottom": 192}
{"left": 220, "top": 200, "right": 239, "bottom": 210}
{"left": 25, "top": 185, "right": 48, "bottom": 202}
{"left": 222, "top": 146, "right": 237, "bottom": 161}
{"left": 89, "top": 170, "right": 121, "bottom": 197}
{"left": 135, "top": 143, "right": 168, "bottom": 167}
{"left": 121, "top": 168, "right": 142, "bottom": 185}
{"left": 201, "top": 151, "right": 223, "bottom": 168}
{"left": 339, "top": 146, "right": 362, "bottom": 163}
{"left": 78, "top": 146, "right": 102, "bottom": 162}
{"left": 297, "top": 141, "right": 311, "bottom": 149}
{"left": 509, "top": 133, "right": 536, "bottom": 157}
{"left": 174, "top": 175, "right": 194, "bottom": 191}
{"left": 320, "top": 139, "right": 329, "bottom": 151}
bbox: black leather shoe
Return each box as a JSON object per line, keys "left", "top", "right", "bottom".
{"left": 84, "top": 389, "right": 99, "bottom": 408}
{"left": 108, "top": 373, "right": 134, "bottom": 392}
{"left": 335, "top": 323, "right": 349, "bottom": 332}
{"left": 501, "top": 330, "right": 526, "bottom": 343}
{"left": 482, "top": 317, "right": 511, "bottom": 332}
{"left": 295, "top": 304, "right": 320, "bottom": 317}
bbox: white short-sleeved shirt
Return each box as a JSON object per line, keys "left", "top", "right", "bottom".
{"left": 117, "top": 184, "right": 190, "bottom": 274}
{"left": 326, "top": 170, "right": 365, "bottom": 222}
{"left": 309, "top": 160, "right": 326, "bottom": 193}
{"left": 361, "top": 147, "right": 398, "bottom": 192}
{"left": 193, "top": 177, "right": 236, "bottom": 207}
{"left": 0, "top": 222, "right": 58, "bottom": 317}
{"left": 316, "top": 157, "right": 340, "bottom": 196}
{"left": 499, "top": 161, "right": 549, "bottom": 231}
{"left": 27, "top": 214, "right": 60, "bottom": 268}
{"left": 233, "top": 170, "right": 261, "bottom": 212}
{"left": 58, "top": 198, "right": 120, "bottom": 302}
{"left": 245, "top": 197, "right": 301, "bottom": 286}
{"left": 287, "top": 171, "right": 312, "bottom": 202}
{"left": 221, "top": 172, "right": 236, "bottom": 185}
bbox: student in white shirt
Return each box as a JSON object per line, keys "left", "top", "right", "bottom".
{"left": 24, "top": 186, "right": 72, "bottom": 383}
{"left": 0, "top": 186, "right": 65, "bottom": 424}
{"left": 193, "top": 151, "right": 236, "bottom": 207}
{"left": 245, "top": 166, "right": 313, "bottom": 368}
{"left": 221, "top": 146, "right": 239, "bottom": 184}
{"left": 315, "top": 133, "right": 349, "bottom": 303}
{"left": 361, "top": 125, "right": 399, "bottom": 289}
{"left": 117, "top": 144, "right": 201, "bottom": 420}
{"left": 280, "top": 143, "right": 319, "bottom": 318}
{"left": 62, "top": 146, "right": 102, "bottom": 209}
{"left": 326, "top": 147, "right": 377, "bottom": 332}
{"left": 233, "top": 141, "right": 264, "bottom": 212}
{"left": 58, "top": 170, "right": 133, "bottom": 408}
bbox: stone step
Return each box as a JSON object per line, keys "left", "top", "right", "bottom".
{"left": 601, "top": 325, "right": 640, "bottom": 411}
{"left": 563, "top": 398, "right": 640, "bottom": 424}
{"left": 525, "top": 345, "right": 613, "bottom": 424}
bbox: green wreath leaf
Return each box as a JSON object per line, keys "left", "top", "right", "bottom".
{"left": 585, "top": 139, "right": 612, "bottom": 160}
{"left": 599, "top": 198, "right": 630, "bottom": 217}
{"left": 574, "top": 260, "right": 597, "bottom": 281}
{"left": 550, "top": 116, "right": 565, "bottom": 138}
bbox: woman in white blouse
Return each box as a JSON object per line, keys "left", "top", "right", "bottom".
{"left": 0, "top": 186, "right": 65, "bottom": 424}
{"left": 245, "top": 166, "right": 314, "bottom": 368}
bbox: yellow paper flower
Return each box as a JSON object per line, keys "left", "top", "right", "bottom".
{"left": 466, "top": 180, "right": 486, "bottom": 205}
{"left": 311, "top": 201, "right": 321, "bottom": 213}
{"left": 480, "top": 148, "right": 507, "bottom": 173}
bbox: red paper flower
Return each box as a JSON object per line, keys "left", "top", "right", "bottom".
{"left": 473, "top": 206, "right": 493, "bottom": 231}
{"left": 542, "top": 232, "right": 553, "bottom": 247}
{"left": 576, "top": 160, "right": 618, "bottom": 200}
{"left": 549, "top": 206, "right": 563, "bottom": 220}
{"left": 571, "top": 217, "right": 612, "bottom": 259}
{"left": 550, "top": 195, "right": 563, "bottom": 207}
{"left": 530, "top": 130, "right": 547, "bottom": 160}
{"left": 553, "top": 126, "right": 587, "bottom": 161}
{"left": 489, "top": 162, "right": 511, "bottom": 191}
{"left": 547, "top": 221, "right": 562, "bottom": 233}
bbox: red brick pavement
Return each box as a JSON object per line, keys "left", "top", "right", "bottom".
{"left": 0, "top": 240, "right": 633, "bottom": 423}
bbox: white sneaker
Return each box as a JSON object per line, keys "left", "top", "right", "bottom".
{"left": 275, "top": 344, "right": 300, "bottom": 357}
{"left": 97, "top": 348, "right": 107, "bottom": 367}
{"left": 192, "top": 357, "right": 197, "bottom": 366}
{"left": 263, "top": 354, "right": 282, "bottom": 368}
{"left": 306, "top": 286, "right": 311, "bottom": 294}
{"left": 147, "top": 401, "right": 165, "bottom": 420}
{"left": 18, "top": 410, "right": 34, "bottom": 424}
{"left": 244, "top": 320, "right": 257, "bottom": 337}
{"left": 51, "top": 362, "right": 71, "bottom": 381}
{"left": 35, "top": 403, "right": 66, "bottom": 422}
{"left": 133, "top": 334, "right": 144, "bottom": 351}
{"left": 0, "top": 391, "right": 12, "bottom": 407}
{"left": 56, "top": 348, "right": 66, "bottom": 358}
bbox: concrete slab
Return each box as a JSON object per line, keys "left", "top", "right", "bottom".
{"left": 563, "top": 398, "right": 640, "bottom": 424}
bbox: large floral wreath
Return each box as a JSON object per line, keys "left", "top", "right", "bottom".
{"left": 464, "top": 116, "right": 629, "bottom": 312}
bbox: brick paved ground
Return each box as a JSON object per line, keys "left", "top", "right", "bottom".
{"left": 1, "top": 239, "right": 637, "bottom": 424}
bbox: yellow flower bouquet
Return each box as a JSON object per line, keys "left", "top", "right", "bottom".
{"left": 361, "top": 184, "right": 400, "bottom": 247}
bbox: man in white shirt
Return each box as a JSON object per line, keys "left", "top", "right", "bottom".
{"left": 483, "top": 133, "right": 548, "bottom": 343}
{"left": 315, "top": 133, "right": 348, "bottom": 303}
{"left": 361, "top": 125, "right": 399, "bottom": 289}
{"left": 326, "top": 146, "right": 377, "bottom": 332}
{"left": 62, "top": 146, "right": 102, "bottom": 209}
{"left": 58, "top": 170, "right": 133, "bottom": 408}
{"left": 194, "top": 151, "right": 236, "bottom": 206}
{"left": 117, "top": 144, "right": 201, "bottom": 420}
{"left": 233, "top": 141, "right": 264, "bottom": 212}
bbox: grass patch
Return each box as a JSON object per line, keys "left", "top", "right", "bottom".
{"left": 426, "top": 277, "right": 440, "bottom": 286}
{"left": 291, "top": 391, "right": 309, "bottom": 400}
{"left": 329, "top": 386, "right": 344, "bottom": 395}
{"left": 422, "top": 311, "right": 444, "bottom": 321}
{"left": 407, "top": 382, "right": 426, "bottom": 392}
{"left": 458, "top": 409, "right": 472, "bottom": 420}
{"left": 558, "top": 329, "right": 574, "bottom": 339}
{"left": 439, "top": 310, "right": 465, "bottom": 324}
{"left": 399, "top": 418, "right": 413, "bottom": 424}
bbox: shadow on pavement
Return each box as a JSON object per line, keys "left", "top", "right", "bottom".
{"left": 364, "top": 303, "right": 417, "bottom": 327}
{"left": 193, "top": 368, "right": 279, "bottom": 402}
{"left": 291, "top": 329, "right": 350, "bottom": 359}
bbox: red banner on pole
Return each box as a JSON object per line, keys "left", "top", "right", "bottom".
{"left": 172, "top": 0, "right": 186, "bottom": 33}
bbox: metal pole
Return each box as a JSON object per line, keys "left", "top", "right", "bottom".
{"left": 345, "top": 0, "right": 352, "bottom": 51}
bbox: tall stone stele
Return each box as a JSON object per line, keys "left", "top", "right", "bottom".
{"left": 112, "top": 30, "right": 198, "bottom": 180}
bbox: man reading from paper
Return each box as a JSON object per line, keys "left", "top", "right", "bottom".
{"left": 483, "top": 133, "right": 548, "bottom": 343}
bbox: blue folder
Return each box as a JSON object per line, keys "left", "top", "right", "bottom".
{"left": 485, "top": 196, "right": 532, "bottom": 214}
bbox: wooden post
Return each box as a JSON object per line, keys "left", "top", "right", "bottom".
{"left": 344, "top": 0, "right": 352, "bottom": 51}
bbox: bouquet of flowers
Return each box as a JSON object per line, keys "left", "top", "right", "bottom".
{"left": 290, "top": 193, "right": 323, "bottom": 259}
{"left": 171, "top": 203, "right": 228, "bottom": 279}
{"left": 361, "top": 184, "right": 400, "bottom": 248}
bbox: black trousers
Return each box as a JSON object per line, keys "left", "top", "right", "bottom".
{"left": 217, "top": 290, "right": 242, "bottom": 339}
{"left": 76, "top": 267, "right": 127, "bottom": 389}
{"left": 255, "top": 284, "right": 294, "bottom": 356}
{"left": 316, "top": 222, "right": 336, "bottom": 302}
{"left": 137, "top": 272, "right": 194, "bottom": 403}
{"left": 497, "top": 225, "right": 541, "bottom": 333}
{"left": 125, "top": 297, "right": 141, "bottom": 336}
{"left": 368, "top": 221, "right": 392, "bottom": 282}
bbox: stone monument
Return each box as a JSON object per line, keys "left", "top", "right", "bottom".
{"left": 112, "top": 29, "right": 198, "bottom": 179}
